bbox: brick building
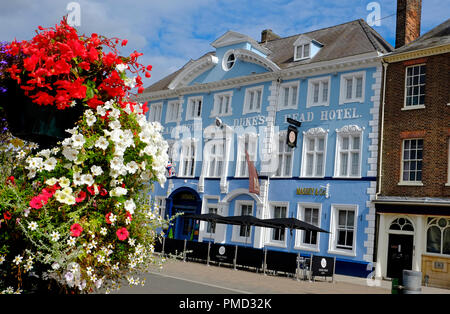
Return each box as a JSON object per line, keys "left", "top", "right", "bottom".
{"left": 374, "top": 0, "right": 450, "bottom": 288}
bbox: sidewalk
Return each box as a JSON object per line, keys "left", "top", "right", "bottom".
{"left": 146, "top": 258, "right": 450, "bottom": 294}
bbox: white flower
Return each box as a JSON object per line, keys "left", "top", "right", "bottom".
{"left": 73, "top": 171, "right": 83, "bottom": 186}
{"left": 86, "top": 115, "right": 97, "bottom": 127}
{"left": 59, "top": 177, "right": 71, "bottom": 188}
{"left": 125, "top": 161, "right": 139, "bottom": 174}
{"left": 65, "top": 272, "right": 74, "bottom": 283}
{"left": 95, "top": 136, "right": 109, "bottom": 150}
{"left": 13, "top": 255, "right": 23, "bottom": 265}
{"left": 71, "top": 134, "right": 85, "bottom": 149}
{"left": 110, "top": 156, "right": 124, "bottom": 171}
{"left": 128, "top": 238, "right": 136, "bottom": 247}
{"left": 86, "top": 266, "right": 93, "bottom": 276}
{"left": 45, "top": 177, "right": 58, "bottom": 186}
{"left": 43, "top": 157, "right": 57, "bottom": 171}
{"left": 27, "top": 157, "right": 43, "bottom": 170}
{"left": 50, "top": 231, "right": 60, "bottom": 242}
{"left": 81, "top": 174, "right": 95, "bottom": 186}
{"left": 62, "top": 147, "right": 78, "bottom": 161}
{"left": 124, "top": 199, "right": 136, "bottom": 215}
{"left": 97, "top": 255, "right": 105, "bottom": 263}
{"left": 65, "top": 127, "right": 78, "bottom": 135}
{"left": 116, "top": 63, "right": 128, "bottom": 72}
{"left": 67, "top": 237, "right": 76, "bottom": 247}
{"left": 0, "top": 255, "right": 5, "bottom": 265}
{"left": 91, "top": 165, "right": 103, "bottom": 176}
{"left": 28, "top": 221, "right": 38, "bottom": 231}
{"left": 52, "top": 262, "right": 60, "bottom": 270}
{"left": 109, "top": 120, "right": 121, "bottom": 130}
{"left": 100, "top": 227, "right": 107, "bottom": 236}
{"left": 110, "top": 187, "right": 127, "bottom": 197}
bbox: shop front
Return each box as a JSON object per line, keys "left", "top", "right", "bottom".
{"left": 374, "top": 200, "right": 450, "bottom": 289}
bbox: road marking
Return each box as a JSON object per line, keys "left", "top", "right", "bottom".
{"left": 147, "top": 271, "right": 252, "bottom": 294}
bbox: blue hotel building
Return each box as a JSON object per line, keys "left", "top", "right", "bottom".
{"left": 138, "top": 19, "right": 393, "bottom": 277}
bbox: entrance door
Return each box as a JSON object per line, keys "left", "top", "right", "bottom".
{"left": 174, "top": 208, "right": 199, "bottom": 241}
{"left": 386, "top": 234, "right": 414, "bottom": 280}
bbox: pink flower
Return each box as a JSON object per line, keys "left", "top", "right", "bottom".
{"left": 116, "top": 227, "right": 129, "bottom": 241}
{"left": 70, "top": 223, "right": 83, "bottom": 237}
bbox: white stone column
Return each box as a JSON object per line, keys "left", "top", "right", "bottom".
{"left": 375, "top": 213, "right": 388, "bottom": 279}
{"left": 413, "top": 215, "right": 425, "bottom": 272}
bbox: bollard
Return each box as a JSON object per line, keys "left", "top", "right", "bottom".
{"left": 402, "top": 270, "right": 422, "bottom": 294}
{"left": 391, "top": 278, "right": 400, "bottom": 294}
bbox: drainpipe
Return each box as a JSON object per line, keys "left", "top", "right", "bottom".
{"left": 376, "top": 61, "right": 388, "bottom": 199}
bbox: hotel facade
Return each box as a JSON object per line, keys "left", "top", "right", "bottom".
{"left": 139, "top": 19, "right": 392, "bottom": 277}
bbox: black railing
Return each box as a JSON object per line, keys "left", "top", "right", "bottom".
{"left": 155, "top": 239, "right": 327, "bottom": 280}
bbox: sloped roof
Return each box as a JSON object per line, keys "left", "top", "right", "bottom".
{"left": 145, "top": 19, "right": 392, "bottom": 92}
{"left": 389, "top": 18, "right": 450, "bottom": 55}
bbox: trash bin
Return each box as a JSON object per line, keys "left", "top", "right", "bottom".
{"left": 402, "top": 270, "right": 422, "bottom": 294}
{"left": 391, "top": 278, "right": 400, "bottom": 294}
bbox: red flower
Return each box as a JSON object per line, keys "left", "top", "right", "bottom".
{"left": 116, "top": 227, "right": 129, "bottom": 241}
{"left": 121, "top": 39, "right": 128, "bottom": 47}
{"left": 6, "top": 176, "right": 15, "bottom": 186}
{"left": 99, "top": 188, "right": 108, "bottom": 197}
{"left": 105, "top": 212, "right": 113, "bottom": 224}
{"left": 126, "top": 211, "right": 133, "bottom": 221}
{"left": 29, "top": 194, "right": 48, "bottom": 209}
{"left": 75, "top": 191, "right": 87, "bottom": 203}
{"left": 3, "top": 211, "right": 12, "bottom": 221}
{"left": 70, "top": 223, "right": 83, "bottom": 237}
{"left": 87, "top": 185, "right": 98, "bottom": 196}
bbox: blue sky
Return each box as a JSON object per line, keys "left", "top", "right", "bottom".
{"left": 0, "top": 0, "right": 448, "bottom": 88}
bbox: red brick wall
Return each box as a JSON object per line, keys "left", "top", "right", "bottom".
{"left": 395, "top": 0, "right": 422, "bottom": 48}
{"left": 380, "top": 53, "right": 450, "bottom": 197}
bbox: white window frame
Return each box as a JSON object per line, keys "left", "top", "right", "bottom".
{"left": 399, "top": 138, "right": 424, "bottom": 186}
{"left": 231, "top": 200, "right": 254, "bottom": 243}
{"left": 301, "top": 128, "right": 328, "bottom": 178}
{"left": 273, "top": 131, "right": 294, "bottom": 178}
{"left": 148, "top": 102, "right": 163, "bottom": 122}
{"left": 294, "top": 43, "right": 311, "bottom": 61}
{"left": 426, "top": 217, "right": 450, "bottom": 257}
{"left": 265, "top": 201, "right": 289, "bottom": 248}
{"left": 334, "top": 126, "right": 363, "bottom": 178}
{"left": 339, "top": 71, "right": 365, "bottom": 104}
{"left": 294, "top": 203, "right": 321, "bottom": 252}
{"left": 328, "top": 204, "right": 358, "bottom": 257}
{"left": 186, "top": 96, "right": 203, "bottom": 120}
{"left": 403, "top": 63, "right": 426, "bottom": 110}
{"left": 307, "top": 76, "right": 331, "bottom": 108}
{"left": 165, "top": 100, "right": 182, "bottom": 123}
{"left": 278, "top": 81, "right": 299, "bottom": 111}
{"left": 178, "top": 138, "right": 198, "bottom": 178}
{"left": 222, "top": 50, "right": 236, "bottom": 72}
{"left": 153, "top": 196, "right": 166, "bottom": 219}
{"left": 204, "top": 139, "right": 225, "bottom": 178}
{"left": 211, "top": 91, "right": 233, "bottom": 117}
{"left": 243, "top": 85, "right": 264, "bottom": 114}
{"left": 235, "top": 133, "right": 258, "bottom": 178}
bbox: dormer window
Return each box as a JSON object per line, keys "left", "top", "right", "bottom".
{"left": 295, "top": 43, "right": 310, "bottom": 60}
{"left": 293, "top": 35, "right": 322, "bottom": 62}
{"left": 222, "top": 50, "right": 236, "bottom": 71}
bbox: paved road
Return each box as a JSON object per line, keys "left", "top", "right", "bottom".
{"left": 112, "top": 258, "right": 391, "bottom": 294}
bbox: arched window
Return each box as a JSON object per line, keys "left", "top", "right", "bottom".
{"left": 427, "top": 217, "right": 450, "bottom": 255}
{"left": 389, "top": 217, "right": 414, "bottom": 232}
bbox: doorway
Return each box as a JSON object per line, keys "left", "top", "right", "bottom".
{"left": 386, "top": 233, "right": 414, "bottom": 280}
{"left": 166, "top": 187, "right": 202, "bottom": 241}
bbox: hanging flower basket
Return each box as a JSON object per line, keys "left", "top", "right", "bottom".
{"left": 0, "top": 17, "right": 151, "bottom": 148}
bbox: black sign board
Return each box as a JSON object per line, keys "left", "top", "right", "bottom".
{"left": 209, "top": 243, "right": 236, "bottom": 265}
{"left": 286, "top": 125, "right": 298, "bottom": 148}
{"left": 311, "top": 255, "right": 335, "bottom": 278}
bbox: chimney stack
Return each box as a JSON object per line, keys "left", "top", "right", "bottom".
{"left": 261, "top": 29, "right": 280, "bottom": 43}
{"left": 395, "top": 0, "right": 422, "bottom": 48}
